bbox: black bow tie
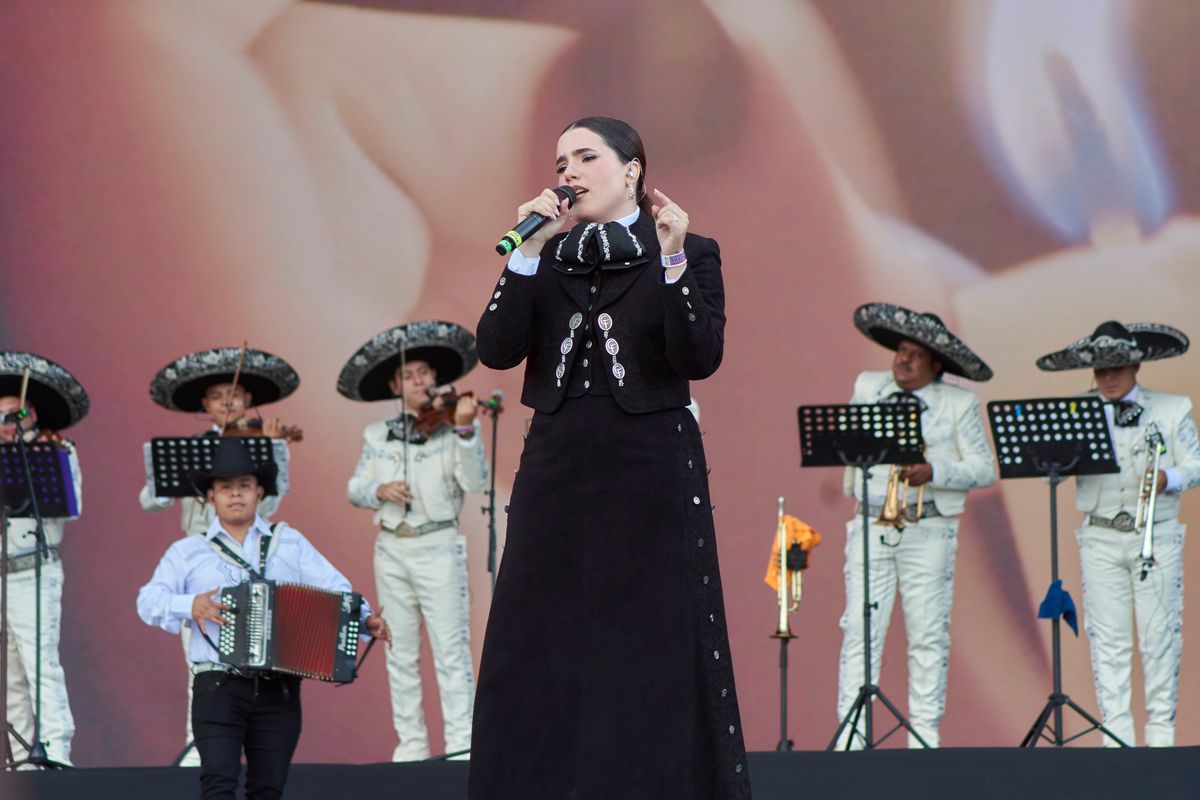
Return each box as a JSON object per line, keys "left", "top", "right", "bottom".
{"left": 1109, "top": 400, "right": 1143, "bottom": 428}
{"left": 386, "top": 415, "right": 428, "bottom": 444}
{"left": 553, "top": 221, "right": 651, "bottom": 270}
{"left": 886, "top": 390, "right": 928, "bottom": 412}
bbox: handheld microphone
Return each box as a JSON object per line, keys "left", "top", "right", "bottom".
{"left": 496, "top": 186, "right": 576, "bottom": 255}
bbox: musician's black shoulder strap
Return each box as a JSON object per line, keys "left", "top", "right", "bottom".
{"left": 207, "top": 522, "right": 282, "bottom": 579}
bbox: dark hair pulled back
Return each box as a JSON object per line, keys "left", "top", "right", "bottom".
{"left": 561, "top": 117, "right": 652, "bottom": 217}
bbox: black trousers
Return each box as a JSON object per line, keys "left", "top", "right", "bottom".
{"left": 192, "top": 671, "right": 303, "bottom": 800}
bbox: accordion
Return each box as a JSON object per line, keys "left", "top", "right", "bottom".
{"left": 216, "top": 579, "right": 364, "bottom": 683}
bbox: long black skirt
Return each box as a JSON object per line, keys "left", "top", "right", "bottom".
{"left": 469, "top": 395, "right": 751, "bottom": 800}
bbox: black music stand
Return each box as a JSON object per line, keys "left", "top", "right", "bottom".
{"left": 0, "top": 441, "right": 79, "bottom": 770}
{"left": 147, "top": 437, "right": 278, "bottom": 498}
{"left": 987, "top": 397, "right": 1127, "bottom": 747}
{"left": 798, "top": 403, "right": 927, "bottom": 750}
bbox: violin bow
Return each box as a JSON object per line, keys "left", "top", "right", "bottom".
{"left": 222, "top": 340, "right": 249, "bottom": 431}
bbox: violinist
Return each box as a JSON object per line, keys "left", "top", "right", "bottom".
{"left": 1, "top": 351, "right": 89, "bottom": 767}
{"left": 340, "top": 320, "right": 487, "bottom": 762}
{"left": 137, "top": 345, "right": 300, "bottom": 767}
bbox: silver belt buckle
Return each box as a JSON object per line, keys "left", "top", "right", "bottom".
{"left": 1111, "top": 511, "right": 1136, "bottom": 533}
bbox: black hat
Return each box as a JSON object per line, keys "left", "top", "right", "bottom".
{"left": 150, "top": 347, "right": 300, "bottom": 413}
{"left": 337, "top": 320, "right": 478, "bottom": 403}
{"left": 0, "top": 351, "right": 90, "bottom": 431}
{"left": 189, "top": 437, "right": 278, "bottom": 496}
{"left": 1036, "top": 321, "right": 1189, "bottom": 372}
{"left": 853, "top": 303, "right": 993, "bottom": 382}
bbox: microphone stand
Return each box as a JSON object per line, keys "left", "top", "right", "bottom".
{"left": 480, "top": 395, "right": 503, "bottom": 594}
{"left": 3, "top": 427, "right": 68, "bottom": 770}
{"left": 1, "top": 500, "right": 11, "bottom": 766}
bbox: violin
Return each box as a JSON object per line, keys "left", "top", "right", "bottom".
{"left": 412, "top": 388, "right": 473, "bottom": 436}
{"left": 222, "top": 417, "right": 304, "bottom": 443}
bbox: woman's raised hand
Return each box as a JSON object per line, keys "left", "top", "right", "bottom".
{"left": 650, "top": 189, "right": 688, "bottom": 255}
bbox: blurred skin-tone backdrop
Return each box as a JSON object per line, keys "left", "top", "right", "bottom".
{"left": 3, "top": 0, "right": 1200, "bottom": 765}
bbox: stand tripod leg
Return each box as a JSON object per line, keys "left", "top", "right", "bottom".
{"left": 171, "top": 741, "right": 197, "bottom": 768}
{"left": 1020, "top": 697, "right": 1058, "bottom": 747}
{"left": 1063, "top": 696, "right": 1129, "bottom": 747}
{"left": 874, "top": 688, "right": 930, "bottom": 748}
{"left": 830, "top": 689, "right": 869, "bottom": 751}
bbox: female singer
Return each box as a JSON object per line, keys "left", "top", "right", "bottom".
{"left": 471, "top": 117, "right": 750, "bottom": 799}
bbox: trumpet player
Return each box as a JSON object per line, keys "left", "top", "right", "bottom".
{"left": 1037, "top": 321, "right": 1200, "bottom": 747}
{"left": 836, "top": 304, "right": 996, "bottom": 748}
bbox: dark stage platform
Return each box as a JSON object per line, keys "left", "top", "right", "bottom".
{"left": 4, "top": 747, "right": 1198, "bottom": 799}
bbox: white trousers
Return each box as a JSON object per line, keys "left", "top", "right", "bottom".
{"left": 836, "top": 516, "right": 958, "bottom": 749}
{"left": 374, "top": 527, "right": 474, "bottom": 761}
{"left": 4, "top": 559, "right": 74, "bottom": 765}
{"left": 1076, "top": 520, "right": 1185, "bottom": 747}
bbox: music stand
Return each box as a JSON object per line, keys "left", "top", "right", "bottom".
{"left": 798, "top": 403, "right": 927, "bottom": 750}
{"left": 0, "top": 441, "right": 79, "bottom": 770}
{"left": 987, "top": 397, "right": 1127, "bottom": 747}
{"left": 147, "top": 437, "right": 278, "bottom": 498}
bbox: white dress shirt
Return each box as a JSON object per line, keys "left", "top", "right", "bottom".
{"left": 137, "top": 515, "right": 371, "bottom": 664}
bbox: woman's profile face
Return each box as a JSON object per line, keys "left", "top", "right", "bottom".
{"left": 555, "top": 126, "right": 636, "bottom": 224}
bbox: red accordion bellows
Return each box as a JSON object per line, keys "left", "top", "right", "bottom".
{"left": 217, "top": 579, "right": 363, "bottom": 683}
{"left": 274, "top": 583, "right": 343, "bottom": 680}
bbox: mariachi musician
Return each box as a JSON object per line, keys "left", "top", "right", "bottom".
{"left": 138, "top": 345, "right": 301, "bottom": 766}
{"left": 341, "top": 320, "right": 488, "bottom": 762}
{"left": 836, "top": 303, "right": 996, "bottom": 749}
{"left": 137, "top": 437, "right": 391, "bottom": 797}
{"left": 0, "top": 351, "right": 88, "bottom": 766}
{"left": 1036, "top": 320, "right": 1200, "bottom": 747}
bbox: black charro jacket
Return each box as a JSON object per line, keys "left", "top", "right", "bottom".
{"left": 476, "top": 210, "right": 725, "bottom": 414}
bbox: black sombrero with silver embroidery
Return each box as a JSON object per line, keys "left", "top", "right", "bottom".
{"left": 337, "top": 320, "right": 478, "bottom": 403}
{"left": 853, "top": 303, "right": 993, "bottom": 382}
{"left": 0, "top": 351, "right": 90, "bottom": 431}
{"left": 149, "top": 347, "right": 300, "bottom": 413}
{"left": 1036, "top": 321, "right": 1189, "bottom": 372}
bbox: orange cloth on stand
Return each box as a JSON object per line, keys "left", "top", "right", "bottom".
{"left": 764, "top": 515, "right": 821, "bottom": 590}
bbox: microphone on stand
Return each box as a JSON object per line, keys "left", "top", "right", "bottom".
{"left": 482, "top": 390, "right": 505, "bottom": 413}
{"left": 495, "top": 187, "right": 576, "bottom": 255}
{"left": 0, "top": 409, "right": 30, "bottom": 425}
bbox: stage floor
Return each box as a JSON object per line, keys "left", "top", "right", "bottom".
{"left": 4, "top": 747, "right": 1198, "bottom": 799}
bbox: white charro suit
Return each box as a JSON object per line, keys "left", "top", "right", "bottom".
{"left": 837, "top": 371, "right": 996, "bottom": 747}
{"left": 348, "top": 417, "right": 488, "bottom": 761}
{"left": 1073, "top": 386, "right": 1200, "bottom": 746}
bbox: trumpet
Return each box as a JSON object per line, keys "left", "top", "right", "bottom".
{"left": 773, "top": 497, "right": 801, "bottom": 637}
{"left": 1135, "top": 424, "right": 1166, "bottom": 581}
{"left": 877, "top": 465, "right": 925, "bottom": 530}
